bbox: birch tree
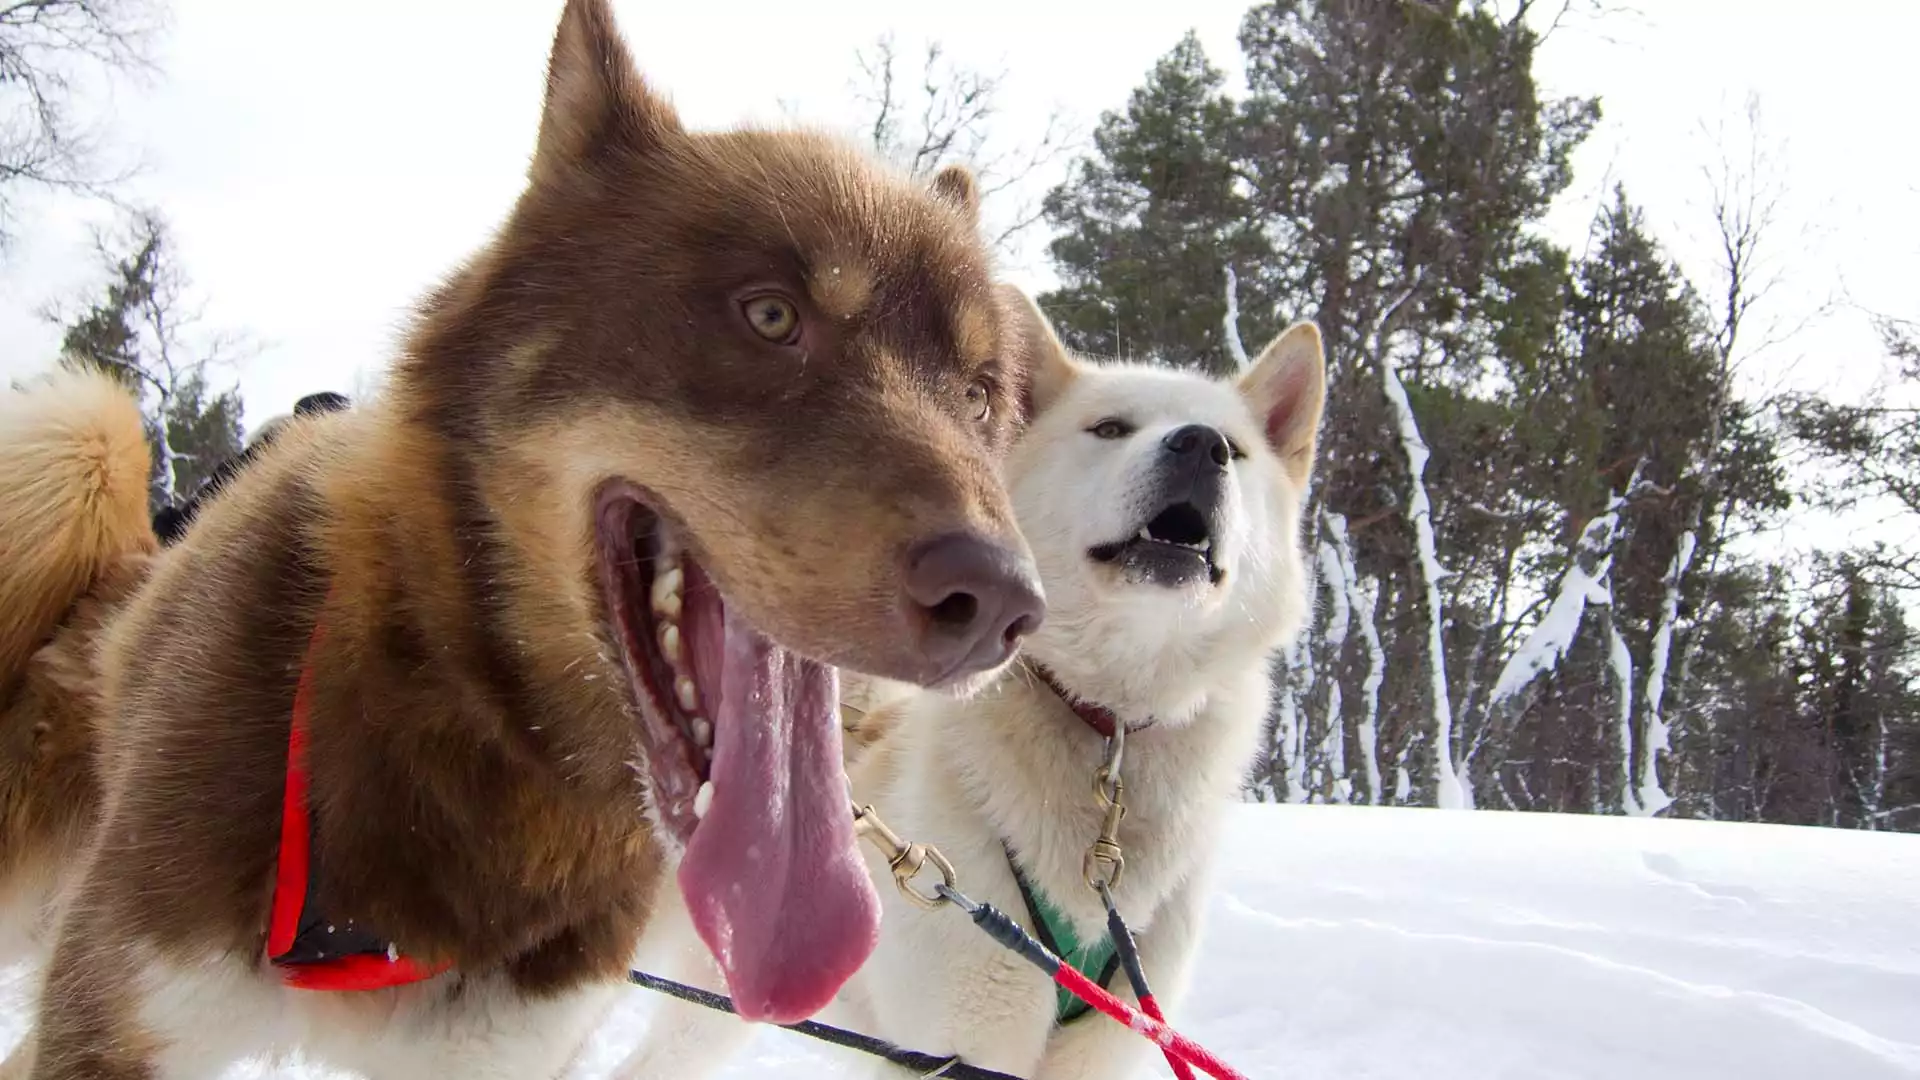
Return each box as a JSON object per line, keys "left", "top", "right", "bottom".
{"left": 50, "top": 209, "right": 248, "bottom": 512}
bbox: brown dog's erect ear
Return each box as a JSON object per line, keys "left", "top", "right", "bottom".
{"left": 532, "top": 0, "right": 684, "bottom": 181}
{"left": 997, "top": 285, "right": 1076, "bottom": 422}
{"left": 930, "top": 164, "right": 982, "bottom": 228}
{"left": 1237, "top": 322, "right": 1328, "bottom": 488}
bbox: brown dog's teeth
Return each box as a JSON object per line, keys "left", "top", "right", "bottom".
{"left": 651, "top": 564, "right": 683, "bottom": 619}
{"left": 649, "top": 551, "right": 707, "bottom": 723}
{"left": 691, "top": 717, "right": 712, "bottom": 748}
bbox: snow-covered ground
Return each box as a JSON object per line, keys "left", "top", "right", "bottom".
{"left": 6, "top": 804, "right": 1917, "bottom": 1078}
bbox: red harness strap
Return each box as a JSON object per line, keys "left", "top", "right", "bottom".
{"left": 265, "top": 613, "right": 452, "bottom": 991}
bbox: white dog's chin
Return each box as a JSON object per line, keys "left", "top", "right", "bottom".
{"left": 1096, "top": 552, "right": 1237, "bottom": 612}
{"left": 937, "top": 664, "right": 1014, "bottom": 702}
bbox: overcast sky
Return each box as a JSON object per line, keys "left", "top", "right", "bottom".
{"left": 1, "top": 0, "right": 1913, "bottom": 445}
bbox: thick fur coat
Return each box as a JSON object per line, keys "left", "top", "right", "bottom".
{"left": 621, "top": 296, "right": 1328, "bottom": 1078}
{"left": 0, "top": 1, "right": 1052, "bottom": 1075}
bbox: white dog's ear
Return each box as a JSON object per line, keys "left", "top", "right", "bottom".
{"left": 1237, "top": 322, "right": 1327, "bottom": 488}
{"left": 997, "top": 285, "right": 1077, "bottom": 422}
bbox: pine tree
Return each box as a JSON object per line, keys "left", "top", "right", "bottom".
{"left": 1030, "top": 0, "right": 1910, "bottom": 830}
{"left": 53, "top": 210, "right": 247, "bottom": 514}
{"left": 1039, "top": 33, "right": 1272, "bottom": 375}
{"left": 158, "top": 368, "right": 245, "bottom": 500}
{"left": 1857, "top": 592, "right": 1920, "bottom": 830}
{"left": 1786, "top": 562, "right": 1920, "bottom": 829}
{"left": 1786, "top": 316, "right": 1920, "bottom": 594}
{"left": 58, "top": 220, "right": 161, "bottom": 387}
{"left": 1485, "top": 189, "right": 1791, "bottom": 816}
{"left": 1228, "top": 0, "right": 1597, "bottom": 806}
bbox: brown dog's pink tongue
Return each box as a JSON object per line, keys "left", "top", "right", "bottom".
{"left": 676, "top": 616, "right": 880, "bottom": 1023}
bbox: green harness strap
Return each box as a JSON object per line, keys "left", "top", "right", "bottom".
{"left": 1005, "top": 845, "right": 1121, "bottom": 1026}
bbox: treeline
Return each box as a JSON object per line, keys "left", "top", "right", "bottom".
{"left": 3, "top": 0, "right": 247, "bottom": 517}
{"left": 1011, "top": 1, "right": 1918, "bottom": 829}
{"left": 17, "top": 2, "right": 1918, "bottom": 831}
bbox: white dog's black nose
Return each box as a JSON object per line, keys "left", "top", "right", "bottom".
{"left": 1153, "top": 424, "right": 1230, "bottom": 532}
{"left": 1162, "top": 424, "right": 1231, "bottom": 470}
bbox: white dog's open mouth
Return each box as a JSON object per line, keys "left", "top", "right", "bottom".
{"left": 1088, "top": 499, "right": 1222, "bottom": 588}
{"left": 593, "top": 481, "right": 879, "bottom": 1023}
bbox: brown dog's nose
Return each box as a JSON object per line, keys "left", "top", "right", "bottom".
{"left": 902, "top": 532, "right": 1045, "bottom": 685}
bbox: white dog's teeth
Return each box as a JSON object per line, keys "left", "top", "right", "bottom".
{"left": 676, "top": 677, "right": 699, "bottom": 712}
{"left": 693, "top": 780, "right": 715, "bottom": 820}
{"left": 691, "top": 717, "right": 713, "bottom": 748}
{"left": 1137, "top": 528, "right": 1153, "bottom": 541}
{"left": 659, "top": 623, "right": 682, "bottom": 664}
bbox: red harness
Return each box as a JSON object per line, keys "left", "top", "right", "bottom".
{"left": 265, "top": 613, "right": 452, "bottom": 991}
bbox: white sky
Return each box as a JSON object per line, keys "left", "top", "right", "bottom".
{"left": 1, "top": 0, "right": 1913, "bottom": 471}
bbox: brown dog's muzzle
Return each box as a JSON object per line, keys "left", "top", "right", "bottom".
{"left": 900, "top": 531, "right": 1044, "bottom": 686}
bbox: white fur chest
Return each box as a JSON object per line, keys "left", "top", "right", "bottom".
{"left": 836, "top": 668, "right": 1268, "bottom": 1078}
{"left": 954, "top": 677, "right": 1262, "bottom": 934}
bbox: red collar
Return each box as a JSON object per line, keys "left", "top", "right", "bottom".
{"left": 1028, "top": 662, "right": 1150, "bottom": 739}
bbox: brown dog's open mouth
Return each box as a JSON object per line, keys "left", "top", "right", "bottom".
{"left": 593, "top": 481, "right": 879, "bottom": 1024}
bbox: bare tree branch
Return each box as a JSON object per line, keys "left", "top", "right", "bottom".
{"left": 0, "top": 0, "right": 164, "bottom": 244}
{"left": 1696, "top": 94, "right": 1838, "bottom": 371}
{"left": 848, "top": 33, "right": 1081, "bottom": 256}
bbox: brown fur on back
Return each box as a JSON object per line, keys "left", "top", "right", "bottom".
{"left": 0, "top": 553, "right": 151, "bottom": 901}
{"left": 10, "top": 4, "right": 1047, "bottom": 1071}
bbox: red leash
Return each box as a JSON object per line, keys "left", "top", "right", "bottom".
{"left": 1101, "top": 882, "right": 1199, "bottom": 1080}
{"left": 944, "top": 883, "right": 1250, "bottom": 1080}
{"left": 1055, "top": 965, "right": 1244, "bottom": 1080}
{"left": 1134, "top": 991, "right": 1199, "bottom": 1080}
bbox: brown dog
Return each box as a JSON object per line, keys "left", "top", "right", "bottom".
{"left": 0, "top": 1, "right": 1050, "bottom": 1075}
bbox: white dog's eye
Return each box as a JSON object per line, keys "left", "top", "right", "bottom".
{"left": 1226, "top": 437, "right": 1247, "bottom": 460}
{"left": 1088, "top": 418, "right": 1134, "bottom": 440}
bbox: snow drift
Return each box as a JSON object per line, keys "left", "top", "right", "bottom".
{"left": 3, "top": 804, "right": 1914, "bottom": 1078}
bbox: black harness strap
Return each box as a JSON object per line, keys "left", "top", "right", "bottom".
{"left": 1005, "top": 843, "right": 1123, "bottom": 1026}
{"left": 627, "top": 970, "right": 1025, "bottom": 1080}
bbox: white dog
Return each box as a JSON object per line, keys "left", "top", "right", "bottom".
{"left": 616, "top": 296, "right": 1326, "bottom": 1079}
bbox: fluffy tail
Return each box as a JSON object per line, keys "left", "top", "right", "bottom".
{"left": 0, "top": 367, "right": 157, "bottom": 698}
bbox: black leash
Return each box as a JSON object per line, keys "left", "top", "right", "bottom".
{"left": 1004, "top": 841, "right": 1122, "bottom": 1025}
{"left": 1098, "top": 880, "right": 1197, "bottom": 1080}
{"left": 1101, "top": 883, "right": 1155, "bottom": 1006}
{"left": 630, "top": 736, "right": 1249, "bottom": 1080}
{"left": 626, "top": 969, "right": 1025, "bottom": 1080}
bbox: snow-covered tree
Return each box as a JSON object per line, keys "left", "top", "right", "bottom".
{"left": 51, "top": 209, "right": 247, "bottom": 513}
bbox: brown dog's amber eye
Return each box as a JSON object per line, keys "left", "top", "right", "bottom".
{"left": 741, "top": 294, "right": 801, "bottom": 345}
{"left": 965, "top": 377, "right": 992, "bottom": 422}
